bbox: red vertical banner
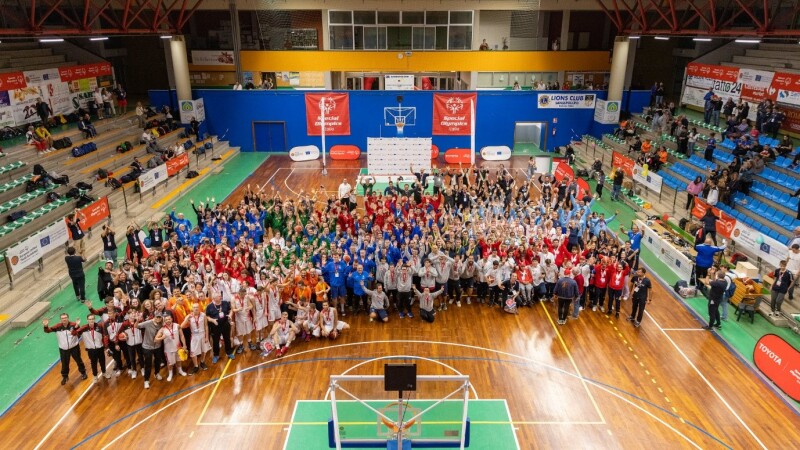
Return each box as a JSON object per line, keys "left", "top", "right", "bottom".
{"left": 432, "top": 93, "right": 476, "bottom": 135}
{"left": 72, "top": 197, "right": 110, "bottom": 229}
{"left": 553, "top": 162, "right": 574, "bottom": 182}
{"left": 305, "top": 92, "right": 350, "bottom": 136}
{"left": 611, "top": 151, "right": 635, "bottom": 177}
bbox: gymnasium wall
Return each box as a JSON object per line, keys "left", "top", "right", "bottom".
{"left": 148, "top": 89, "right": 651, "bottom": 153}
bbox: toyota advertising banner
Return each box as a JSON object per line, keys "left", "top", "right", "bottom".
{"left": 305, "top": 92, "right": 351, "bottom": 136}
{"left": 754, "top": 334, "right": 800, "bottom": 402}
{"left": 432, "top": 93, "right": 476, "bottom": 135}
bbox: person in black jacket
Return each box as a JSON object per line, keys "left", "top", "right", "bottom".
{"left": 700, "top": 208, "right": 718, "bottom": 245}
{"left": 65, "top": 247, "right": 86, "bottom": 301}
{"left": 770, "top": 260, "right": 793, "bottom": 317}
{"left": 611, "top": 169, "right": 624, "bottom": 201}
{"left": 96, "top": 260, "right": 115, "bottom": 299}
{"left": 704, "top": 271, "right": 727, "bottom": 330}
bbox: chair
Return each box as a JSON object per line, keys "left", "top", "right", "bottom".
{"left": 736, "top": 296, "right": 762, "bottom": 323}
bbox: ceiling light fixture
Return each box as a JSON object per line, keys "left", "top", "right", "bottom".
{"left": 160, "top": 35, "right": 173, "bottom": 39}
{"left": 654, "top": 36, "right": 670, "bottom": 41}
{"left": 90, "top": 37, "right": 109, "bottom": 41}
{"left": 39, "top": 38, "right": 64, "bottom": 43}
{"left": 693, "top": 37, "right": 712, "bottom": 42}
{"left": 735, "top": 39, "right": 760, "bottom": 44}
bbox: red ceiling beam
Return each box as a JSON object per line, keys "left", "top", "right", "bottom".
{"left": 36, "top": 0, "right": 64, "bottom": 29}
{"left": 177, "top": 0, "right": 203, "bottom": 29}
{"left": 155, "top": 0, "right": 182, "bottom": 29}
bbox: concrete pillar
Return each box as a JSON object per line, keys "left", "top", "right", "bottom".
{"left": 623, "top": 39, "right": 637, "bottom": 90}
{"left": 608, "top": 36, "right": 630, "bottom": 101}
{"left": 560, "top": 10, "right": 570, "bottom": 50}
{"left": 229, "top": 0, "right": 243, "bottom": 83}
{"left": 169, "top": 36, "right": 192, "bottom": 101}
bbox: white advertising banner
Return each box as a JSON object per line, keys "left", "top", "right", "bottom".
{"left": 9, "top": 86, "right": 43, "bottom": 106}
{"left": 681, "top": 85, "right": 742, "bottom": 109}
{"left": 384, "top": 74, "right": 415, "bottom": 90}
{"left": 777, "top": 89, "right": 800, "bottom": 108}
{"left": 0, "top": 106, "right": 15, "bottom": 128}
{"left": 190, "top": 50, "right": 234, "bottom": 66}
{"left": 178, "top": 98, "right": 205, "bottom": 124}
{"left": 11, "top": 102, "right": 40, "bottom": 126}
{"left": 23, "top": 68, "right": 61, "bottom": 85}
{"left": 6, "top": 220, "right": 69, "bottom": 274}
{"left": 49, "top": 93, "right": 73, "bottom": 115}
{"left": 637, "top": 220, "right": 693, "bottom": 281}
{"left": 738, "top": 68, "right": 774, "bottom": 90}
{"left": 538, "top": 93, "right": 597, "bottom": 109}
{"left": 138, "top": 165, "right": 168, "bottom": 193}
{"left": 594, "top": 99, "right": 621, "bottom": 124}
{"left": 632, "top": 164, "right": 663, "bottom": 193}
{"left": 731, "top": 221, "right": 788, "bottom": 268}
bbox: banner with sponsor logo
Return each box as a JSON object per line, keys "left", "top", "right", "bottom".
{"left": 432, "top": 93, "right": 476, "bottom": 135}
{"left": 178, "top": 98, "right": 205, "bottom": 124}
{"left": 637, "top": 219, "right": 693, "bottom": 281}
{"left": 0, "top": 72, "right": 27, "bottom": 91}
{"left": 594, "top": 99, "right": 620, "bottom": 124}
{"left": 731, "top": 220, "right": 788, "bottom": 267}
{"left": 7, "top": 219, "right": 70, "bottom": 274}
{"left": 632, "top": 164, "right": 663, "bottom": 194}
{"left": 9, "top": 86, "right": 43, "bottom": 106}
{"left": 754, "top": 334, "right": 800, "bottom": 402}
{"left": 58, "top": 62, "right": 112, "bottom": 83}
{"left": 0, "top": 91, "right": 9, "bottom": 107}
{"left": 11, "top": 102, "right": 41, "bottom": 126}
{"left": 738, "top": 68, "right": 774, "bottom": 90}
{"left": 305, "top": 92, "right": 350, "bottom": 136}
{"left": 686, "top": 63, "right": 740, "bottom": 83}
{"left": 690, "top": 198, "right": 737, "bottom": 239}
{"left": 166, "top": 153, "right": 190, "bottom": 176}
{"left": 537, "top": 93, "right": 596, "bottom": 109}
{"left": 23, "top": 68, "right": 61, "bottom": 85}
{"left": 553, "top": 161, "right": 575, "bottom": 182}
{"left": 611, "top": 151, "right": 635, "bottom": 177}
{"left": 75, "top": 196, "right": 110, "bottom": 230}
{"left": 68, "top": 78, "right": 98, "bottom": 94}
{"left": 191, "top": 50, "right": 234, "bottom": 66}
{"left": 0, "top": 106, "right": 14, "bottom": 128}
{"left": 139, "top": 165, "right": 169, "bottom": 193}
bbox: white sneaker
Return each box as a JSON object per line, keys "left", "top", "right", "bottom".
{"left": 178, "top": 369, "right": 187, "bottom": 377}
{"left": 155, "top": 374, "right": 163, "bottom": 381}
{"left": 448, "top": 299, "right": 454, "bottom": 304}
{"left": 114, "top": 370, "right": 122, "bottom": 377}
{"left": 144, "top": 381, "right": 150, "bottom": 389}
{"left": 457, "top": 301, "right": 461, "bottom": 307}
{"left": 167, "top": 372, "right": 173, "bottom": 382}
{"left": 94, "top": 375, "right": 101, "bottom": 383}
{"left": 104, "top": 371, "right": 112, "bottom": 379}
{"left": 141, "top": 368, "right": 144, "bottom": 376}
{"left": 131, "top": 370, "right": 137, "bottom": 379}
{"left": 592, "top": 306, "right": 597, "bottom": 311}
{"left": 466, "top": 299, "right": 471, "bottom": 305}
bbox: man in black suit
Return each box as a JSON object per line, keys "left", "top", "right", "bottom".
{"left": 65, "top": 246, "right": 86, "bottom": 301}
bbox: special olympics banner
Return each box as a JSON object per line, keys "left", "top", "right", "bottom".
{"left": 58, "top": 62, "right": 112, "bottom": 83}
{"left": 632, "top": 164, "right": 663, "bottom": 194}
{"left": 690, "top": 198, "right": 737, "bottom": 239}
{"left": 537, "top": 93, "right": 596, "bottom": 109}
{"left": 637, "top": 219, "right": 693, "bottom": 281}
{"left": 754, "top": 334, "right": 800, "bottom": 402}
{"left": 166, "top": 153, "right": 190, "bottom": 176}
{"left": 7, "top": 220, "right": 69, "bottom": 274}
{"left": 611, "top": 151, "right": 635, "bottom": 177}
{"left": 305, "top": 92, "right": 350, "bottom": 136}
{"left": 686, "top": 63, "right": 739, "bottom": 83}
{"left": 731, "top": 220, "right": 788, "bottom": 268}
{"left": 0, "top": 72, "right": 27, "bottom": 91}
{"left": 432, "top": 93, "right": 476, "bottom": 135}
{"left": 594, "top": 99, "right": 620, "bottom": 124}
{"left": 75, "top": 197, "right": 110, "bottom": 230}
{"left": 138, "top": 165, "right": 168, "bottom": 193}
{"left": 553, "top": 161, "right": 575, "bottom": 182}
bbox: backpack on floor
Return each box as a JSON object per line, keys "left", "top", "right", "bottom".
{"left": 106, "top": 177, "right": 122, "bottom": 189}
{"left": 186, "top": 170, "right": 199, "bottom": 179}
{"left": 76, "top": 181, "right": 93, "bottom": 191}
{"left": 7, "top": 210, "right": 27, "bottom": 222}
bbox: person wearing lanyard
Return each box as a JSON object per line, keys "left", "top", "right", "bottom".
{"left": 155, "top": 315, "right": 188, "bottom": 381}
{"left": 72, "top": 314, "right": 111, "bottom": 383}
{"left": 205, "top": 293, "right": 234, "bottom": 364}
{"left": 42, "top": 313, "right": 88, "bottom": 385}
{"left": 627, "top": 268, "right": 652, "bottom": 328}
{"left": 620, "top": 223, "right": 643, "bottom": 270}
{"left": 66, "top": 209, "right": 87, "bottom": 257}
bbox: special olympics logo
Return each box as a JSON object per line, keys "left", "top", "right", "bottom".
{"left": 445, "top": 97, "right": 465, "bottom": 114}
{"left": 319, "top": 97, "right": 336, "bottom": 115}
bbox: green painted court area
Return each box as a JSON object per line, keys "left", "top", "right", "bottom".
{"left": 285, "top": 399, "right": 518, "bottom": 450}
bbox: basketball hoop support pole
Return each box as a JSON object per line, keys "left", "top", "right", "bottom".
{"left": 321, "top": 99, "right": 328, "bottom": 175}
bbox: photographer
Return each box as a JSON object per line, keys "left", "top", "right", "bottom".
{"left": 101, "top": 224, "right": 117, "bottom": 263}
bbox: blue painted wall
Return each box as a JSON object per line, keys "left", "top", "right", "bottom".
{"left": 147, "top": 89, "right": 651, "bottom": 153}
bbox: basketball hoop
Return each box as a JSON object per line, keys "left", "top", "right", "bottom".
{"left": 395, "top": 117, "right": 406, "bottom": 135}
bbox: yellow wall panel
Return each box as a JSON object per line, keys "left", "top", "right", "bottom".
{"left": 240, "top": 51, "right": 611, "bottom": 73}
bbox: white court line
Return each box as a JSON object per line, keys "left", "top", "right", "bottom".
{"left": 502, "top": 399, "right": 522, "bottom": 450}
{"left": 34, "top": 361, "right": 113, "bottom": 450}
{"left": 645, "top": 311, "right": 767, "bottom": 450}
{"left": 94, "top": 340, "right": 708, "bottom": 449}
{"left": 282, "top": 400, "right": 300, "bottom": 450}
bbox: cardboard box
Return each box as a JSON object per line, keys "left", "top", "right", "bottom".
{"left": 734, "top": 261, "right": 759, "bottom": 279}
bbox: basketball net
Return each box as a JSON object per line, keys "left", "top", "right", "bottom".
{"left": 395, "top": 116, "right": 405, "bottom": 136}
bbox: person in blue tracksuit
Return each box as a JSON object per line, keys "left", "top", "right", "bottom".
{"left": 620, "top": 223, "right": 643, "bottom": 269}
{"left": 694, "top": 237, "right": 727, "bottom": 284}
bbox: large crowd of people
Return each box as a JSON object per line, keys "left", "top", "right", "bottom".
{"left": 45, "top": 163, "right": 653, "bottom": 388}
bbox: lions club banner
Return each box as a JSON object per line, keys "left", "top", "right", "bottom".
{"left": 432, "top": 93, "right": 476, "bottom": 135}
{"left": 305, "top": 92, "right": 350, "bottom": 136}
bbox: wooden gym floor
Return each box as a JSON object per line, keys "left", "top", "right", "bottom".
{"left": 4, "top": 155, "right": 800, "bottom": 449}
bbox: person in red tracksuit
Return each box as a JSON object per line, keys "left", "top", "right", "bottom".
{"left": 42, "top": 313, "right": 88, "bottom": 385}
{"left": 606, "top": 261, "right": 630, "bottom": 318}
{"left": 592, "top": 258, "right": 612, "bottom": 312}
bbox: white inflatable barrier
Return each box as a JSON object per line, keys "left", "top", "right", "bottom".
{"left": 289, "top": 145, "right": 321, "bottom": 162}
{"left": 480, "top": 145, "right": 512, "bottom": 161}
